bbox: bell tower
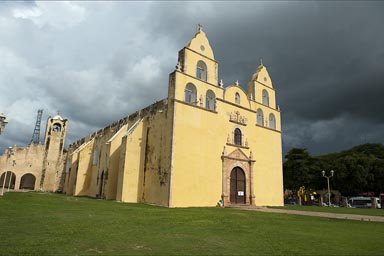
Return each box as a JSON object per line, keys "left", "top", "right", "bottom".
{"left": 40, "top": 114, "right": 68, "bottom": 191}
{"left": 169, "top": 24, "right": 223, "bottom": 109}
{"left": 176, "top": 24, "right": 218, "bottom": 85}
{"left": 247, "top": 62, "right": 277, "bottom": 109}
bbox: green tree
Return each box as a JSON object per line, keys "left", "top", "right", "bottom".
{"left": 283, "top": 148, "right": 321, "bottom": 190}
{"left": 284, "top": 143, "right": 384, "bottom": 196}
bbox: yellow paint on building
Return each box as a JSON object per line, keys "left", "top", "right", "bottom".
{"left": 60, "top": 25, "right": 284, "bottom": 207}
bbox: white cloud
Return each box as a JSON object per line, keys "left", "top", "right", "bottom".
{"left": 1, "top": 2, "right": 168, "bottom": 145}
{"left": 130, "top": 55, "right": 161, "bottom": 84}
{"left": 0, "top": 47, "right": 41, "bottom": 107}
{"left": 12, "top": 1, "right": 86, "bottom": 29}
{"left": 12, "top": 5, "right": 42, "bottom": 19}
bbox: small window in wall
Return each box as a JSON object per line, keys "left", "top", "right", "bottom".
{"left": 196, "top": 60, "right": 207, "bottom": 81}
{"left": 205, "top": 90, "right": 216, "bottom": 111}
{"left": 262, "top": 89, "right": 269, "bottom": 106}
{"left": 66, "top": 159, "right": 71, "bottom": 173}
{"left": 52, "top": 123, "right": 61, "bottom": 132}
{"left": 92, "top": 148, "right": 98, "bottom": 165}
{"left": 234, "top": 128, "right": 242, "bottom": 146}
{"left": 257, "top": 109, "right": 264, "bottom": 126}
{"left": 185, "top": 83, "right": 197, "bottom": 104}
{"left": 74, "top": 165, "right": 78, "bottom": 185}
{"left": 269, "top": 113, "right": 276, "bottom": 129}
{"left": 235, "top": 93, "right": 240, "bottom": 104}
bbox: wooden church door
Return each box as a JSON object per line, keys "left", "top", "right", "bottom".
{"left": 230, "top": 167, "right": 246, "bottom": 204}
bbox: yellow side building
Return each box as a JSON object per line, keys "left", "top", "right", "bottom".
{"left": 63, "top": 26, "right": 284, "bottom": 207}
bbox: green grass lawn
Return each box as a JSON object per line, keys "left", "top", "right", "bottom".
{"left": 1, "top": 192, "right": 383, "bottom": 255}
{"left": 273, "top": 205, "right": 384, "bottom": 216}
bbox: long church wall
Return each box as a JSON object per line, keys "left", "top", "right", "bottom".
{"left": 116, "top": 99, "right": 173, "bottom": 206}
{"left": 139, "top": 100, "right": 173, "bottom": 206}
{"left": 64, "top": 99, "right": 173, "bottom": 205}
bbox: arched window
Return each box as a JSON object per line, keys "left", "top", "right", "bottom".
{"left": 0, "top": 171, "right": 16, "bottom": 189}
{"left": 269, "top": 113, "right": 276, "bottom": 129}
{"left": 262, "top": 89, "right": 269, "bottom": 106}
{"left": 205, "top": 90, "right": 216, "bottom": 111}
{"left": 185, "top": 83, "right": 197, "bottom": 104}
{"left": 235, "top": 92, "right": 240, "bottom": 104}
{"left": 234, "top": 128, "right": 242, "bottom": 146}
{"left": 257, "top": 109, "right": 264, "bottom": 126}
{"left": 196, "top": 60, "right": 207, "bottom": 81}
{"left": 52, "top": 123, "right": 61, "bottom": 132}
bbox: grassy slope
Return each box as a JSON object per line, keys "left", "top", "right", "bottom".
{"left": 0, "top": 192, "right": 383, "bottom": 255}
{"left": 273, "top": 205, "right": 384, "bottom": 216}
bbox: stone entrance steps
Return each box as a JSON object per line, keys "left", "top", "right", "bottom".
{"left": 225, "top": 204, "right": 263, "bottom": 209}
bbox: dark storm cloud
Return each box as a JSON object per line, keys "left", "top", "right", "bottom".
{"left": 145, "top": 1, "right": 384, "bottom": 155}
{"left": 1, "top": 2, "right": 383, "bottom": 156}
{"left": 286, "top": 70, "right": 384, "bottom": 123}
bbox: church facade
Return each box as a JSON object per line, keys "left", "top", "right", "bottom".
{"left": 62, "top": 27, "right": 284, "bottom": 207}
{"left": 0, "top": 115, "right": 67, "bottom": 193}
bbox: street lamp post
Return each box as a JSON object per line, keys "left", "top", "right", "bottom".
{"left": 322, "top": 170, "right": 334, "bottom": 206}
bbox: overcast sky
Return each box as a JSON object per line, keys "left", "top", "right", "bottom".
{"left": 1, "top": 1, "right": 383, "bottom": 156}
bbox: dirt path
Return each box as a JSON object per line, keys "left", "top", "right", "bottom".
{"left": 229, "top": 206, "right": 384, "bottom": 222}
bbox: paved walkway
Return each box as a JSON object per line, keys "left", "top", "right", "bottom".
{"left": 229, "top": 206, "right": 384, "bottom": 222}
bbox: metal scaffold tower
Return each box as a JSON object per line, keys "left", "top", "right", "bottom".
{"left": 30, "top": 109, "right": 43, "bottom": 144}
{"left": 0, "top": 113, "right": 8, "bottom": 135}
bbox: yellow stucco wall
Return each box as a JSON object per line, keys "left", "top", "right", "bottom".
{"left": 140, "top": 108, "right": 173, "bottom": 206}
{"left": 224, "top": 85, "right": 251, "bottom": 109}
{"left": 169, "top": 28, "right": 283, "bottom": 207}
{"left": 105, "top": 124, "right": 128, "bottom": 200}
{"left": 252, "top": 126, "right": 283, "bottom": 206}
{"left": 74, "top": 139, "right": 94, "bottom": 196}
{"left": 170, "top": 96, "right": 283, "bottom": 207}
{"left": 63, "top": 151, "right": 78, "bottom": 195}
{"left": 65, "top": 118, "right": 131, "bottom": 199}
{"left": 117, "top": 120, "right": 145, "bottom": 202}
{"left": 170, "top": 101, "right": 223, "bottom": 207}
{"left": 117, "top": 100, "right": 173, "bottom": 206}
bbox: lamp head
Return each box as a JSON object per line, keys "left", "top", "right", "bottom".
{"left": 322, "top": 170, "right": 325, "bottom": 177}
{"left": 331, "top": 170, "right": 334, "bottom": 176}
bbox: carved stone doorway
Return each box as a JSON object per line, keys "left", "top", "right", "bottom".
{"left": 221, "top": 148, "right": 255, "bottom": 206}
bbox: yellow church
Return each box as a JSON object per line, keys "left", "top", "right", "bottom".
{"left": 62, "top": 26, "right": 284, "bottom": 207}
